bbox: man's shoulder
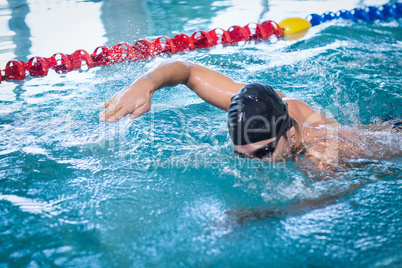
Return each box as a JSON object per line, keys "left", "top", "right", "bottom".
{"left": 284, "top": 99, "right": 338, "bottom": 127}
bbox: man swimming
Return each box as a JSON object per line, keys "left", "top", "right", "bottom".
{"left": 99, "top": 60, "right": 401, "bottom": 172}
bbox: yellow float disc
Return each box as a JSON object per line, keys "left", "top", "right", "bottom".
{"left": 279, "top": 18, "right": 312, "bottom": 34}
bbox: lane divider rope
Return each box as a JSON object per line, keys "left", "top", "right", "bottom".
{"left": 307, "top": 2, "right": 401, "bottom": 26}
{"left": 0, "top": 2, "right": 400, "bottom": 83}
{"left": 0, "top": 20, "right": 283, "bottom": 83}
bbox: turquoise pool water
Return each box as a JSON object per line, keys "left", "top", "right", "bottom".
{"left": 0, "top": 0, "right": 401, "bottom": 267}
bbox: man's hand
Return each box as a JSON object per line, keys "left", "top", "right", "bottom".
{"left": 99, "top": 78, "right": 154, "bottom": 122}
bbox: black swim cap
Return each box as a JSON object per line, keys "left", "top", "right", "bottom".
{"left": 228, "top": 83, "right": 290, "bottom": 146}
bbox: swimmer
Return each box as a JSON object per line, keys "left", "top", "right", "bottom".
{"left": 99, "top": 60, "right": 401, "bottom": 172}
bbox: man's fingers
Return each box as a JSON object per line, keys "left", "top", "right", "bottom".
{"left": 99, "top": 110, "right": 107, "bottom": 122}
{"left": 107, "top": 107, "right": 130, "bottom": 122}
{"left": 99, "top": 104, "right": 121, "bottom": 122}
{"left": 100, "top": 95, "right": 117, "bottom": 109}
{"left": 99, "top": 90, "right": 151, "bottom": 123}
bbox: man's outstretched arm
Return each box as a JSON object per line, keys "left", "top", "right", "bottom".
{"left": 99, "top": 60, "right": 246, "bottom": 122}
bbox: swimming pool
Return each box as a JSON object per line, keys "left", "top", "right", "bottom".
{"left": 0, "top": 0, "right": 401, "bottom": 266}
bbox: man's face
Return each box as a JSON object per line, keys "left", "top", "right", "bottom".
{"left": 233, "top": 126, "right": 295, "bottom": 162}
